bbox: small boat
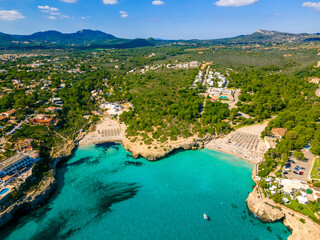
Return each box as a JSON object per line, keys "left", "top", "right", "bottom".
{"left": 203, "top": 213, "right": 208, "bottom": 220}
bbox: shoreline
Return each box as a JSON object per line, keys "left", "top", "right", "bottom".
{"left": 1, "top": 127, "right": 320, "bottom": 238}
{"left": 205, "top": 144, "right": 258, "bottom": 164}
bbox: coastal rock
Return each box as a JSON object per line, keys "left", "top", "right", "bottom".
{"left": 122, "top": 137, "right": 201, "bottom": 161}
{"left": 0, "top": 176, "right": 56, "bottom": 228}
{"left": 284, "top": 213, "right": 320, "bottom": 240}
{"left": 52, "top": 140, "right": 76, "bottom": 159}
{"left": 246, "top": 187, "right": 285, "bottom": 222}
{"left": 247, "top": 186, "right": 320, "bottom": 239}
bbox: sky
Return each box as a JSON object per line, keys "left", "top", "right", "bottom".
{"left": 0, "top": 0, "right": 320, "bottom": 39}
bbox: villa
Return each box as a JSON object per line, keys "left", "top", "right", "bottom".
{"left": 51, "top": 97, "right": 63, "bottom": 105}
{"left": 17, "top": 139, "right": 33, "bottom": 152}
{"left": 31, "top": 115, "right": 57, "bottom": 126}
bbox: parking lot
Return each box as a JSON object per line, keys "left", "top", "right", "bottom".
{"left": 283, "top": 149, "right": 315, "bottom": 182}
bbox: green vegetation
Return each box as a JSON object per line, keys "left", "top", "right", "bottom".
{"left": 311, "top": 158, "right": 320, "bottom": 179}
{"left": 116, "top": 69, "right": 232, "bottom": 142}
{"left": 287, "top": 200, "right": 320, "bottom": 224}
{"left": 299, "top": 218, "right": 306, "bottom": 224}
{"left": 2, "top": 36, "right": 320, "bottom": 223}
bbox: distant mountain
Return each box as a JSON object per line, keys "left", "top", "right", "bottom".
{"left": 2, "top": 29, "right": 320, "bottom": 50}
{"left": 0, "top": 29, "right": 155, "bottom": 50}
{"left": 9, "top": 29, "right": 116, "bottom": 43}
{"left": 210, "top": 30, "right": 320, "bottom": 44}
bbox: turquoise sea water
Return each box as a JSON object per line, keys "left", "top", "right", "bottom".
{"left": 0, "top": 144, "right": 291, "bottom": 240}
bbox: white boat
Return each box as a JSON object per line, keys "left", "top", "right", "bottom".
{"left": 203, "top": 213, "right": 208, "bottom": 220}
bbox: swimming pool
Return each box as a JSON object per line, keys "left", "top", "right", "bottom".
{"left": 219, "top": 96, "right": 229, "bottom": 100}
{"left": 0, "top": 188, "right": 9, "bottom": 195}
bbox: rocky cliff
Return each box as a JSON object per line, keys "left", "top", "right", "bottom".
{"left": 247, "top": 186, "right": 320, "bottom": 240}
{"left": 122, "top": 137, "right": 203, "bottom": 161}
{"left": 0, "top": 175, "right": 56, "bottom": 228}
{"left": 246, "top": 187, "right": 285, "bottom": 222}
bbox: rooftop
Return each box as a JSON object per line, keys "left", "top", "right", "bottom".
{"left": 0, "top": 153, "right": 28, "bottom": 171}
{"left": 271, "top": 128, "right": 287, "bottom": 137}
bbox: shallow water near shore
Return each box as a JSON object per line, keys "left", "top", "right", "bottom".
{"left": 0, "top": 144, "right": 291, "bottom": 240}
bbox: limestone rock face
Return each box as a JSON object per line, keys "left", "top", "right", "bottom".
{"left": 52, "top": 140, "right": 76, "bottom": 159}
{"left": 284, "top": 212, "right": 320, "bottom": 240}
{"left": 0, "top": 176, "right": 56, "bottom": 228}
{"left": 122, "top": 137, "right": 200, "bottom": 161}
{"left": 247, "top": 186, "right": 320, "bottom": 240}
{"left": 246, "top": 187, "right": 285, "bottom": 222}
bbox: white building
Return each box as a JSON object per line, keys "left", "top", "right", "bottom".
{"left": 297, "top": 196, "right": 308, "bottom": 204}
{"left": 99, "top": 102, "right": 124, "bottom": 116}
{"left": 0, "top": 151, "right": 40, "bottom": 178}
{"left": 190, "top": 61, "right": 200, "bottom": 68}
{"left": 52, "top": 97, "right": 63, "bottom": 105}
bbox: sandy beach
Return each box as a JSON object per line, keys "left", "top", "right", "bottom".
{"left": 78, "top": 117, "right": 126, "bottom": 146}
{"left": 206, "top": 122, "right": 269, "bottom": 164}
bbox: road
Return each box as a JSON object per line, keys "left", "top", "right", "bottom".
{"left": 6, "top": 113, "right": 35, "bottom": 136}
{"left": 202, "top": 65, "right": 211, "bottom": 87}
{"left": 228, "top": 88, "right": 241, "bottom": 109}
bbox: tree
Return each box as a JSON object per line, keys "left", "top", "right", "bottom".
{"left": 293, "top": 150, "right": 304, "bottom": 160}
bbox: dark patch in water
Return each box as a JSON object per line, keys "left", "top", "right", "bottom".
{"left": 95, "top": 142, "right": 120, "bottom": 149}
{"left": 124, "top": 161, "right": 143, "bottom": 166}
{"left": 241, "top": 210, "right": 247, "bottom": 220}
{"left": 126, "top": 154, "right": 133, "bottom": 158}
{"left": 267, "top": 226, "right": 272, "bottom": 232}
{"left": 66, "top": 157, "right": 92, "bottom": 167}
{"left": 31, "top": 210, "right": 80, "bottom": 240}
{"left": 231, "top": 203, "right": 238, "bottom": 209}
{"left": 90, "top": 181, "right": 140, "bottom": 219}
{"left": 86, "top": 157, "right": 101, "bottom": 166}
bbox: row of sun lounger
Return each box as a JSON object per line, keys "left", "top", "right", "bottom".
{"left": 99, "top": 128, "right": 121, "bottom": 137}
{"left": 228, "top": 132, "right": 260, "bottom": 151}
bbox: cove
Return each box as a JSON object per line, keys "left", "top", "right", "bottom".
{"left": 0, "top": 143, "right": 291, "bottom": 240}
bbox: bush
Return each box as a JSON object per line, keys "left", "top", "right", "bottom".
{"left": 258, "top": 169, "right": 272, "bottom": 178}
{"left": 299, "top": 218, "right": 306, "bottom": 224}
{"left": 272, "top": 193, "right": 282, "bottom": 204}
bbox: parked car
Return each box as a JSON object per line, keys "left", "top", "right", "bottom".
{"left": 293, "top": 171, "right": 298, "bottom": 174}
{"left": 300, "top": 167, "right": 306, "bottom": 170}
{"left": 288, "top": 160, "right": 295, "bottom": 163}
{"left": 283, "top": 171, "right": 288, "bottom": 175}
{"left": 299, "top": 171, "right": 304, "bottom": 175}
{"left": 294, "top": 166, "right": 300, "bottom": 171}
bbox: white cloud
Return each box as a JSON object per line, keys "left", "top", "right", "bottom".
{"left": 60, "top": 0, "right": 78, "bottom": 3}
{"left": 38, "top": 5, "right": 70, "bottom": 20}
{"left": 38, "top": 5, "right": 59, "bottom": 14}
{"left": 0, "top": 10, "right": 25, "bottom": 21}
{"left": 303, "top": 2, "right": 320, "bottom": 11}
{"left": 120, "top": 11, "right": 128, "bottom": 18}
{"left": 103, "top": 0, "right": 119, "bottom": 4}
{"left": 215, "top": 0, "right": 258, "bottom": 7}
{"left": 47, "top": 16, "right": 57, "bottom": 20}
{"left": 152, "top": 0, "right": 165, "bottom": 5}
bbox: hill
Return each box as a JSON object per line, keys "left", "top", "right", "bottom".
{"left": 0, "top": 29, "right": 155, "bottom": 50}
{"left": 210, "top": 30, "right": 320, "bottom": 44}
{"left": 2, "top": 29, "right": 320, "bottom": 50}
